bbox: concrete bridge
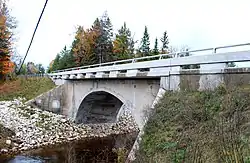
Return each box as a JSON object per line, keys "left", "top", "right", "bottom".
{"left": 33, "top": 43, "right": 250, "bottom": 130}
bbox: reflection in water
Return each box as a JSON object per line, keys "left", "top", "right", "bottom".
{"left": 0, "top": 133, "right": 137, "bottom": 163}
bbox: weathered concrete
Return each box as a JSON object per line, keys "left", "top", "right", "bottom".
{"left": 31, "top": 68, "right": 250, "bottom": 127}
{"left": 30, "top": 79, "right": 160, "bottom": 129}
{"left": 26, "top": 85, "right": 65, "bottom": 114}
{"left": 65, "top": 79, "right": 160, "bottom": 129}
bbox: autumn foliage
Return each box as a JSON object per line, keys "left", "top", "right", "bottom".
{"left": 72, "top": 26, "right": 99, "bottom": 66}
{"left": 49, "top": 12, "right": 170, "bottom": 72}
{"left": 0, "top": 2, "right": 14, "bottom": 79}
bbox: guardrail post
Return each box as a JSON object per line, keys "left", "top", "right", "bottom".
{"left": 213, "top": 48, "right": 217, "bottom": 53}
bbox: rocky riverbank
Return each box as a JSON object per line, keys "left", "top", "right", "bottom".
{"left": 0, "top": 98, "right": 139, "bottom": 155}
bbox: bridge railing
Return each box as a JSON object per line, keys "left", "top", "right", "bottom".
{"left": 51, "top": 43, "right": 250, "bottom": 74}
{"left": 18, "top": 74, "right": 49, "bottom": 78}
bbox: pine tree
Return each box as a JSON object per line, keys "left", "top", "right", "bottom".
{"left": 93, "top": 12, "right": 114, "bottom": 63}
{"left": 51, "top": 54, "right": 60, "bottom": 71}
{"left": 0, "top": 1, "right": 16, "bottom": 79}
{"left": 140, "top": 26, "right": 150, "bottom": 57}
{"left": 152, "top": 38, "right": 159, "bottom": 55}
{"left": 113, "top": 22, "right": 135, "bottom": 60}
{"left": 58, "top": 46, "right": 73, "bottom": 69}
{"left": 0, "top": 12, "right": 13, "bottom": 79}
{"left": 160, "top": 31, "right": 169, "bottom": 54}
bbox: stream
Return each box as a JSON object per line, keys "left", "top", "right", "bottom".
{"left": 0, "top": 133, "right": 137, "bottom": 163}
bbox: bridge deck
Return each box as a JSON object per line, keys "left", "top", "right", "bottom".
{"left": 49, "top": 43, "right": 250, "bottom": 80}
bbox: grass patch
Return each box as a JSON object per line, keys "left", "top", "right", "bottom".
{"left": 135, "top": 85, "right": 250, "bottom": 163}
{"left": 0, "top": 77, "right": 55, "bottom": 101}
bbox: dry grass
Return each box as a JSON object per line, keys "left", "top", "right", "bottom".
{"left": 135, "top": 85, "right": 250, "bottom": 163}
{"left": 0, "top": 77, "right": 55, "bottom": 101}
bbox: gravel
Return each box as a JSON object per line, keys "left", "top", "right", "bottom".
{"left": 0, "top": 98, "right": 139, "bottom": 154}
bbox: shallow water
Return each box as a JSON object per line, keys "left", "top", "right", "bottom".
{"left": 0, "top": 133, "right": 136, "bottom": 163}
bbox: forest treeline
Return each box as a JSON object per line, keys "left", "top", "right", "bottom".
{"left": 48, "top": 12, "right": 172, "bottom": 72}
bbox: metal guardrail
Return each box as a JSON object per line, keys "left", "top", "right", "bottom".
{"left": 51, "top": 43, "right": 250, "bottom": 73}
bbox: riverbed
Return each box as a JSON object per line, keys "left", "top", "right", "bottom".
{"left": 0, "top": 133, "right": 137, "bottom": 163}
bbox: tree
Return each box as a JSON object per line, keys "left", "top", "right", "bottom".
{"left": 139, "top": 26, "right": 150, "bottom": 57}
{"left": 152, "top": 38, "right": 159, "bottom": 55}
{"left": 58, "top": 46, "right": 75, "bottom": 69}
{"left": 160, "top": 31, "right": 169, "bottom": 54}
{"left": 72, "top": 27, "right": 98, "bottom": 66}
{"left": 36, "top": 64, "right": 45, "bottom": 74}
{"left": 19, "top": 63, "right": 27, "bottom": 75}
{"left": 0, "top": 12, "right": 13, "bottom": 79}
{"left": 113, "top": 22, "right": 135, "bottom": 60}
{"left": 27, "top": 62, "right": 38, "bottom": 74}
{"left": 0, "top": 1, "right": 16, "bottom": 80}
{"left": 93, "top": 12, "right": 114, "bottom": 63}
{"left": 51, "top": 54, "right": 60, "bottom": 71}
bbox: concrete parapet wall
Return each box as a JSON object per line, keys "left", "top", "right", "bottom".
{"left": 160, "top": 67, "right": 250, "bottom": 91}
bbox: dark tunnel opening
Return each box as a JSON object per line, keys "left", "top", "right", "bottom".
{"left": 75, "top": 91, "right": 123, "bottom": 124}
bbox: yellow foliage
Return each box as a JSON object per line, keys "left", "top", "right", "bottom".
{"left": 73, "top": 26, "right": 99, "bottom": 65}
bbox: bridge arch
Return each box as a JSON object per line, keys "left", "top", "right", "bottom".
{"left": 75, "top": 89, "right": 127, "bottom": 124}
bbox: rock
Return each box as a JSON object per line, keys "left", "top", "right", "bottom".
{"left": 60, "top": 119, "right": 67, "bottom": 123}
{"left": 1, "top": 149, "right": 8, "bottom": 153}
{"left": 0, "top": 99, "right": 138, "bottom": 154}
{"left": 6, "top": 140, "right": 11, "bottom": 145}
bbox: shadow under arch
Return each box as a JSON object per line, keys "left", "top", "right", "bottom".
{"left": 75, "top": 91, "right": 124, "bottom": 124}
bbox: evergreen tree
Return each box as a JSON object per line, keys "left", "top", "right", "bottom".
{"left": 93, "top": 12, "right": 113, "bottom": 63}
{"left": 113, "top": 22, "right": 135, "bottom": 60}
{"left": 51, "top": 54, "right": 60, "bottom": 71}
{"left": 36, "top": 64, "right": 45, "bottom": 74}
{"left": 0, "top": 1, "right": 16, "bottom": 80}
{"left": 0, "top": 14, "right": 12, "bottom": 79}
{"left": 160, "top": 31, "right": 169, "bottom": 54}
{"left": 57, "top": 46, "right": 72, "bottom": 69}
{"left": 152, "top": 38, "right": 159, "bottom": 55}
{"left": 139, "top": 26, "right": 150, "bottom": 57}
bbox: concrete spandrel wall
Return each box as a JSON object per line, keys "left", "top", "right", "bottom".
{"left": 64, "top": 79, "right": 160, "bottom": 129}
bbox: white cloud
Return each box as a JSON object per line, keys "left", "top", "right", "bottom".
{"left": 8, "top": 0, "right": 250, "bottom": 67}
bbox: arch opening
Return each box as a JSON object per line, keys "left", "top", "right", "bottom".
{"left": 75, "top": 91, "right": 124, "bottom": 124}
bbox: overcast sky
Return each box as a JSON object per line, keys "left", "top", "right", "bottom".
{"left": 8, "top": 0, "right": 250, "bottom": 67}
